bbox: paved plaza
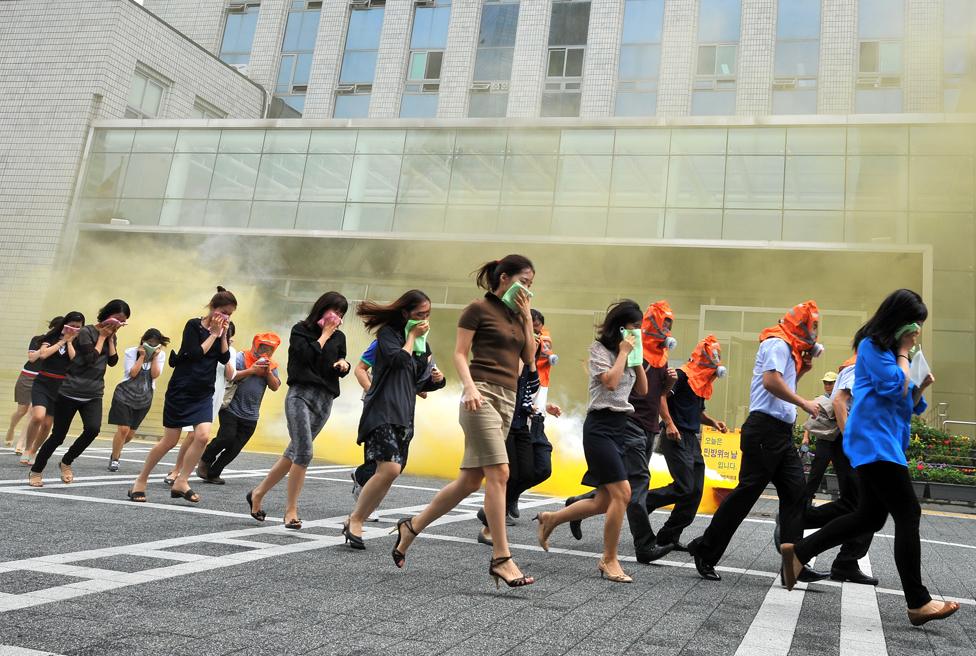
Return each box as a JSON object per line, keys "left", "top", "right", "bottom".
{"left": 0, "top": 439, "right": 973, "bottom": 656}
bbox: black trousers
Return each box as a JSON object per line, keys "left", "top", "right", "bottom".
{"left": 804, "top": 438, "right": 833, "bottom": 499}
{"left": 506, "top": 416, "right": 553, "bottom": 508}
{"left": 646, "top": 429, "right": 706, "bottom": 545}
{"left": 695, "top": 411, "right": 806, "bottom": 565}
{"left": 571, "top": 419, "right": 657, "bottom": 559}
{"left": 201, "top": 408, "right": 258, "bottom": 477}
{"left": 802, "top": 437, "right": 873, "bottom": 568}
{"left": 32, "top": 395, "right": 103, "bottom": 473}
{"left": 796, "top": 461, "right": 930, "bottom": 608}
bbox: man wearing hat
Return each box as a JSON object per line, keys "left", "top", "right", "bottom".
{"left": 801, "top": 370, "right": 839, "bottom": 498}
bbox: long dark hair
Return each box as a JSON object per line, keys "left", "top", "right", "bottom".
{"left": 357, "top": 289, "right": 430, "bottom": 333}
{"left": 596, "top": 300, "right": 643, "bottom": 352}
{"left": 209, "top": 286, "right": 238, "bottom": 310}
{"left": 302, "top": 291, "right": 349, "bottom": 330}
{"left": 853, "top": 289, "right": 928, "bottom": 353}
{"left": 140, "top": 328, "right": 171, "bottom": 346}
{"left": 474, "top": 254, "right": 534, "bottom": 292}
{"left": 42, "top": 311, "right": 85, "bottom": 344}
{"left": 97, "top": 299, "right": 131, "bottom": 322}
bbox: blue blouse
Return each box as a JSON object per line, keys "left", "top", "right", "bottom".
{"left": 844, "top": 337, "right": 927, "bottom": 469}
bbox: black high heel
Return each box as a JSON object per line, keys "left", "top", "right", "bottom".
{"left": 489, "top": 556, "right": 535, "bottom": 589}
{"left": 391, "top": 517, "right": 417, "bottom": 568}
{"left": 343, "top": 519, "right": 365, "bottom": 550}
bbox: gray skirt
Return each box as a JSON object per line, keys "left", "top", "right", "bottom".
{"left": 283, "top": 384, "right": 334, "bottom": 467}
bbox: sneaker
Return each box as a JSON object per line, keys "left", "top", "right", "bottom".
{"left": 108, "top": 459, "right": 120, "bottom": 472}
{"left": 350, "top": 471, "right": 362, "bottom": 501}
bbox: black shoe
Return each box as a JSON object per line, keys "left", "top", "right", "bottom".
{"left": 796, "top": 565, "right": 829, "bottom": 584}
{"left": 202, "top": 475, "right": 225, "bottom": 485}
{"left": 507, "top": 502, "right": 520, "bottom": 519}
{"left": 195, "top": 462, "right": 209, "bottom": 481}
{"left": 687, "top": 538, "right": 720, "bottom": 581}
{"left": 564, "top": 496, "right": 583, "bottom": 541}
{"left": 830, "top": 566, "right": 879, "bottom": 586}
{"left": 476, "top": 507, "right": 488, "bottom": 528}
{"left": 636, "top": 542, "right": 675, "bottom": 565}
{"left": 661, "top": 540, "right": 688, "bottom": 553}
{"left": 477, "top": 527, "right": 494, "bottom": 547}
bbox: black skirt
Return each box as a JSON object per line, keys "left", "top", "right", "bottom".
{"left": 580, "top": 409, "right": 630, "bottom": 488}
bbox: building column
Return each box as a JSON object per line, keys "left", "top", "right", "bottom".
{"left": 904, "top": 0, "right": 942, "bottom": 112}
{"left": 437, "top": 0, "right": 482, "bottom": 118}
{"left": 735, "top": 0, "right": 776, "bottom": 115}
{"left": 303, "top": 2, "right": 352, "bottom": 118}
{"left": 369, "top": 0, "right": 413, "bottom": 118}
{"left": 657, "top": 0, "right": 697, "bottom": 117}
{"left": 507, "top": 0, "right": 552, "bottom": 118}
{"left": 579, "top": 0, "right": 623, "bottom": 117}
{"left": 247, "top": 0, "right": 291, "bottom": 92}
{"left": 818, "top": 0, "right": 857, "bottom": 114}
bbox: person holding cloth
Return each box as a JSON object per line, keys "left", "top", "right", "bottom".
{"left": 563, "top": 299, "right": 678, "bottom": 561}
{"left": 534, "top": 300, "right": 649, "bottom": 583}
{"left": 31, "top": 300, "right": 129, "bottom": 485}
{"left": 197, "top": 332, "right": 281, "bottom": 484}
{"left": 387, "top": 255, "right": 537, "bottom": 590}
{"left": 688, "top": 301, "right": 826, "bottom": 583}
{"left": 107, "top": 328, "right": 169, "bottom": 471}
{"left": 127, "top": 287, "right": 236, "bottom": 503}
{"left": 247, "top": 292, "right": 350, "bottom": 529}
{"left": 649, "top": 335, "right": 728, "bottom": 554}
{"left": 782, "top": 290, "right": 959, "bottom": 626}
{"left": 343, "top": 290, "right": 446, "bottom": 548}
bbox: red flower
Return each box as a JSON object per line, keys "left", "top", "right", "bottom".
{"left": 917, "top": 463, "right": 925, "bottom": 470}
{"left": 944, "top": 440, "right": 951, "bottom": 445}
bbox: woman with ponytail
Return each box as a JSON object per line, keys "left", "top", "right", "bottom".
{"left": 342, "top": 290, "right": 446, "bottom": 549}
{"left": 127, "top": 287, "right": 236, "bottom": 503}
{"left": 388, "top": 255, "right": 537, "bottom": 590}
{"left": 20, "top": 312, "right": 85, "bottom": 469}
{"left": 31, "top": 300, "right": 130, "bottom": 486}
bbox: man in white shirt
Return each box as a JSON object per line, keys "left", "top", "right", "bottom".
{"left": 688, "top": 301, "right": 827, "bottom": 584}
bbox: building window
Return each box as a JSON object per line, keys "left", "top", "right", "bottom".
{"left": 125, "top": 66, "right": 169, "bottom": 118}
{"left": 692, "top": 0, "right": 740, "bottom": 115}
{"left": 219, "top": 1, "right": 261, "bottom": 68}
{"left": 542, "top": 0, "right": 591, "bottom": 117}
{"left": 855, "top": 0, "right": 903, "bottom": 113}
{"left": 943, "top": 0, "right": 974, "bottom": 112}
{"left": 615, "top": 0, "right": 663, "bottom": 116}
{"left": 335, "top": 2, "right": 385, "bottom": 119}
{"left": 401, "top": 0, "right": 451, "bottom": 118}
{"left": 469, "top": 0, "right": 520, "bottom": 118}
{"left": 192, "top": 98, "right": 228, "bottom": 119}
{"left": 271, "top": 0, "right": 322, "bottom": 118}
{"left": 772, "top": 0, "right": 819, "bottom": 114}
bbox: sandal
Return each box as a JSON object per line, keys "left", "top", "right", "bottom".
{"left": 489, "top": 555, "right": 535, "bottom": 588}
{"left": 28, "top": 471, "right": 43, "bottom": 488}
{"left": 59, "top": 461, "right": 73, "bottom": 484}
{"left": 391, "top": 517, "right": 417, "bottom": 569}
{"left": 246, "top": 490, "right": 266, "bottom": 522}
{"left": 284, "top": 517, "right": 303, "bottom": 530}
{"left": 163, "top": 474, "right": 176, "bottom": 486}
{"left": 19, "top": 455, "right": 31, "bottom": 466}
{"left": 127, "top": 488, "right": 147, "bottom": 503}
{"left": 170, "top": 488, "right": 200, "bottom": 503}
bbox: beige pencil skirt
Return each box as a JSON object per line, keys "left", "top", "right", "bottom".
{"left": 458, "top": 381, "right": 516, "bottom": 469}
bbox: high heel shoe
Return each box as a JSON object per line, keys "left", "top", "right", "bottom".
{"left": 533, "top": 512, "right": 553, "bottom": 552}
{"left": 598, "top": 559, "right": 632, "bottom": 583}
{"left": 489, "top": 556, "right": 535, "bottom": 589}
{"left": 390, "top": 517, "right": 417, "bottom": 568}
{"left": 343, "top": 518, "right": 365, "bottom": 550}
